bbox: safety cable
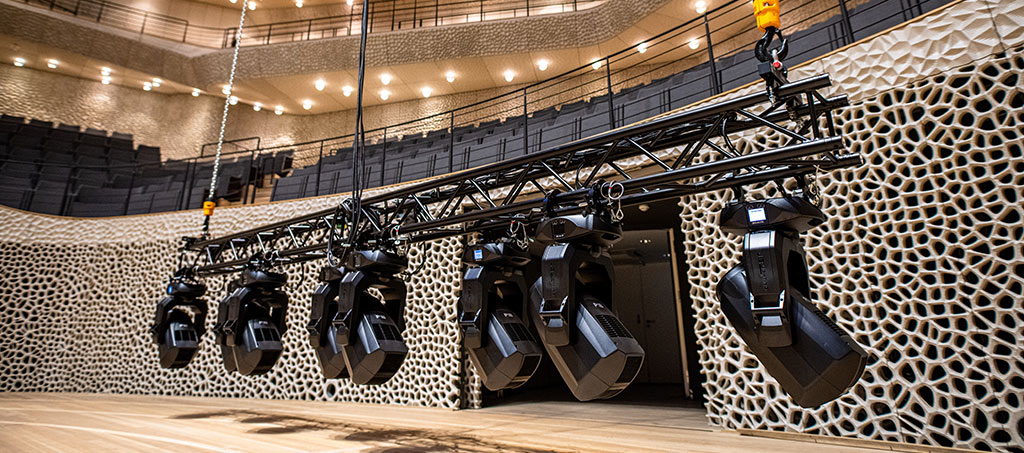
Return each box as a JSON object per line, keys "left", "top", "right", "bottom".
{"left": 347, "top": 0, "right": 371, "bottom": 247}
{"left": 200, "top": 1, "right": 248, "bottom": 239}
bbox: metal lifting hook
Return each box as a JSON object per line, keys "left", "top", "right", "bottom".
{"left": 755, "top": 27, "right": 789, "bottom": 64}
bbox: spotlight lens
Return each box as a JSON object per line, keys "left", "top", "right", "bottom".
{"left": 537, "top": 59, "right": 549, "bottom": 71}
{"left": 253, "top": 102, "right": 262, "bottom": 111}
{"left": 696, "top": 0, "right": 707, "bottom": 14}
{"left": 445, "top": 71, "right": 456, "bottom": 83}
{"left": 503, "top": 70, "right": 515, "bottom": 82}
{"left": 342, "top": 85, "right": 353, "bottom": 96}
{"left": 379, "top": 89, "right": 391, "bottom": 100}
{"left": 275, "top": 105, "right": 284, "bottom": 115}
{"left": 192, "top": 88, "right": 201, "bottom": 96}
{"left": 380, "top": 73, "right": 392, "bottom": 85}
{"left": 302, "top": 99, "right": 312, "bottom": 110}
{"left": 637, "top": 43, "right": 648, "bottom": 54}
{"left": 591, "top": 60, "right": 602, "bottom": 70}
{"left": 315, "top": 78, "right": 326, "bottom": 91}
{"left": 689, "top": 38, "right": 700, "bottom": 50}
{"left": 421, "top": 87, "right": 432, "bottom": 98}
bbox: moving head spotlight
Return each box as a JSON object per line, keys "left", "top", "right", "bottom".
{"left": 214, "top": 266, "right": 289, "bottom": 376}
{"left": 717, "top": 196, "right": 867, "bottom": 407}
{"left": 308, "top": 265, "right": 349, "bottom": 379}
{"left": 332, "top": 250, "right": 409, "bottom": 385}
{"left": 152, "top": 270, "right": 208, "bottom": 369}
{"left": 459, "top": 242, "right": 543, "bottom": 391}
{"left": 529, "top": 214, "right": 645, "bottom": 401}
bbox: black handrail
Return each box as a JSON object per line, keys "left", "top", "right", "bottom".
{"left": 0, "top": 0, "right": 950, "bottom": 217}
{"left": 19, "top": 0, "right": 591, "bottom": 49}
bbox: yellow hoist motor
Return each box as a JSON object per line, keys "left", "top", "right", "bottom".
{"left": 753, "top": 0, "right": 782, "bottom": 32}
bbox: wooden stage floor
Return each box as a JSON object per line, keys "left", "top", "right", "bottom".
{"left": 0, "top": 393, "right": 918, "bottom": 452}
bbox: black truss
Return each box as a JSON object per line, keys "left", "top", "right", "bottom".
{"left": 183, "top": 73, "right": 857, "bottom": 277}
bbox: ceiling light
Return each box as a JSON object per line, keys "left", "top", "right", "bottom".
{"left": 637, "top": 42, "right": 648, "bottom": 54}
{"left": 230, "top": 0, "right": 236, "bottom": 3}
{"left": 253, "top": 102, "right": 262, "bottom": 111}
{"left": 302, "top": 99, "right": 313, "bottom": 110}
{"left": 346, "top": 0, "right": 353, "bottom": 5}
{"left": 295, "top": 0, "right": 302, "bottom": 7}
{"left": 536, "top": 59, "right": 549, "bottom": 71}
{"left": 421, "top": 86, "right": 432, "bottom": 98}
{"left": 315, "top": 78, "right": 326, "bottom": 91}
{"left": 247, "top": 1, "right": 255, "bottom": 10}
{"left": 192, "top": 88, "right": 201, "bottom": 96}
{"left": 101, "top": 76, "right": 111, "bottom": 85}
{"left": 275, "top": 105, "right": 284, "bottom": 115}
{"left": 379, "top": 89, "right": 391, "bottom": 100}
{"left": 101, "top": 67, "right": 112, "bottom": 76}
{"left": 13, "top": 57, "right": 25, "bottom": 67}
{"left": 695, "top": 0, "right": 707, "bottom": 14}
{"left": 380, "top": 73, "right": 392, "bottom": 85}
{"left": 152, "top": 78, "right": 162, "bottom": 87}
{"left": 222, "top": 85, "right": 231, "bottom": 95}
{"left": 143, "top": 82, "right": 152, "bottom": 91}
{"left": 689, "top": 38, "right": 700, "bottom": 50}
{"left": 47, "top": 59, "right": 58, "bottom": 69}
{"left": 229, "top": 96, "right": 238, "bottom": 105}
{"left": 445, "top": 71, "right": 456, "bottom": 83}
{"left": 503, "top": 69, "right": 515, "bottom": 82}
{"left": 591, "top": 60, "right": 602, "bottom": 70}
{"left": 342, "top": 85, "right": 353, "bottom": 96}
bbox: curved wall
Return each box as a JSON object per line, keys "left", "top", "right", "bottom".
{"left": 0, "top": 1, "right": 1022, "bottom": 451}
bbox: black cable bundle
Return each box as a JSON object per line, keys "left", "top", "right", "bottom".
{"left": 348, "top": 0, "right": 372, "bottom": 248}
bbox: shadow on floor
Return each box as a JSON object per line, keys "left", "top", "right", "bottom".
{"left": 171, "top": 409, "right": 563, "bottom": 452}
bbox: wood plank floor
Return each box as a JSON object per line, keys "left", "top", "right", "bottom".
{"left": 0, "top": 393, "right": 904, "bottom": 452}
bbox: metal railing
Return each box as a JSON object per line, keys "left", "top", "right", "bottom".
{"left": 0, "top": 0, "right": 952, "bottom": 217}
{"left": 16, "top": 0, "right": 598, "bottom": 49}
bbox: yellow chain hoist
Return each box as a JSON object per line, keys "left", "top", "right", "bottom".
{"left": 753, "top": 0, "right": 782, "bottom": 33}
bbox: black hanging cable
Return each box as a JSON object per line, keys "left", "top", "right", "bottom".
{"left": 348, "top": 0, "right": 372, "bottom": 249}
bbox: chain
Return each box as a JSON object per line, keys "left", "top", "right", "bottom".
{"left": 205, "top": 1, "right": 248, "bottom": 234}
{"left": 508, "top": 220, "right": 529, "bottom": 249}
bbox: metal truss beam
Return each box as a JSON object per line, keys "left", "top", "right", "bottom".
{"left": 184, "top": 73, "right": 857, "bottom": 277}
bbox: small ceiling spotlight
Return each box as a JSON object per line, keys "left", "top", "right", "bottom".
{"left": 380, "top": 73, "right": 392, "bottom": 85}
{"left": 47, "top": 59, "right": 59, "bottom": 69}
{"left": 101, "top": 76, "right": 112, "bottom": 85}
{"left": 101, "top": 67, "right": 112, "bottom": 76}
{"left": 275, "top": 105, "right": 284, "bottom": 115}
{"left": 689, "top": 38, "right": 701, "bottom": 50}
{"left": 143, "top": 81, "right": 153, "bottom": 91}
{"left": 13, "top": 57, "right": 25, "bottom": 67}
{"left": 637, "top": 42, "right": 648, "bottom": 54}
{"left": 229, "top": 96, "right": 239, "bottom": 105}
{"left": 222, "top": 85, "right": 231, "bottom": 95}
{"left": 247, "top": 1, "right": 255, "bottom": 10}
{"left": 695, "top": 0, "right": 707, "bottom": 14}
{"left": 379, "top": 89, "right": 391, "bottom": 100}
{"left": 230, "top": 0, "right": 237, "bottom": 3}
{"left": 152, "top": 78, "right": 162, "bottom": 87}
{"left": 536, "top": 59, "right": 550, "bottom": 71}
{"left": 342, "top": 85, "right": 353, "bottom": 96}
{"left": 253, "top": 102, "right": 262, "bottom": 111}
{"left": 503, "top": 69, "right": 515, "bottom": 82}
{"left": 192, "top": 88, "right": 201, "bottom": 96}
{"left": 421, "top": 86, "right": 432, "bottom": 98}
{"left": 295, "top": 0, "right": 302, "bottom": 7}
{"left": 346, "top": 0, "right": 353, "bottom": 5}
{"left": 302, "top": 99, "right": 313, "bottom": 110}
{"left": 591, "top": 60, "right": 603, "bottom": 70}
{"left": 445, "top": 71, "right": 456, "bottom": 83}
{"left": 315, "top": 78, "right": 326, "bottom": 91}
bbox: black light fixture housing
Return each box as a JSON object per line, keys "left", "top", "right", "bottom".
{"left": 308, "top": 265, "right": 350, "bottom": 379}
{"left": 214, "top": 267, "right": 289, "bottom": 376}
{"left": 332, "top": 250, "right": 409, "bottom": 385}
{"left": 529, "top": 213, "right": 645, "bottom": 401}
{"left": 717, "top": 196, "right": 867, "bottom": 407}
{"left": 459, "top": 242, "right": 543, "bottom": 391}
{"left": 152, "top": 271, "right": 208, "bottom": 369}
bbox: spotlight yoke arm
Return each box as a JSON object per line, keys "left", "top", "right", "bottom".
{"left": 152, "top": 273, "right": 208, "bottom": 344}
{"left": 334, "top": 250, "right": 409, "bottom": 348}
{"left": 459, "top": 242, "right": 532, "bottom": 350}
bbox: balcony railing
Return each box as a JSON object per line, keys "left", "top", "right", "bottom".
{"left": 0, "top": 0, "right": 953, "bottom": 217}
{"left": 17, "top": 0, "right": 599, "bottom": 49}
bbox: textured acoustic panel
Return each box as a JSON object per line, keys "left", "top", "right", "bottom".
{"left": 678, "top": 42, "right": 1024, "bottom": 452}
{"left": 0, "top": 190, "right": 469, "bottom": 409}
